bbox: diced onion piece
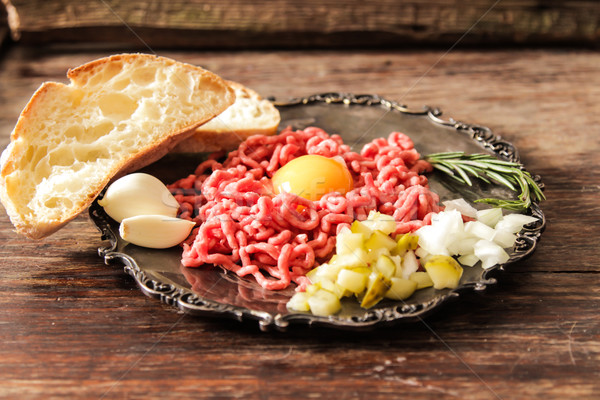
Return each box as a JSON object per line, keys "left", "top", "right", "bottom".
{"left": 443, "top": 198, "right": 478, "bottom": 218}
{"left": 415, "top": 247, "right": 431, "bottom": 263}
{"left": 458, "top": 253, "right": 480, "bottom": 267}
{"left": 492, "top": 229, "right": 517, "bottom": 248}
{"left": 495, "top": 213, "right": 538, "bottom": 233}
{"left": 447, "top": 235, "right": 479, "bottom": 256}
{"left": 416, "top": 210, "right": 464, "bottom": 256}
{"left": 476, "top": 208, "right": 504, "bottom": 227}
{"left": 400, "top": 249, "right": 419, "bottom": 279}
{"left": 473, "top": 239, "right": 510, "bottom": 269}
{"left": 415, "top": 225, "right": 447, "bottom": 256}
{"left": 464, "top": 220, "right": 496, "bottom": 241}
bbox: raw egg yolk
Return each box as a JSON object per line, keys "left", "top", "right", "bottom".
{"left": 272, "top": 155, "right": 354, "bottom": 201}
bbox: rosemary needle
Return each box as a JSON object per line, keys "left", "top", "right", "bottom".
{"left": 424, "top": 152, "right": 545, "bottom": 211}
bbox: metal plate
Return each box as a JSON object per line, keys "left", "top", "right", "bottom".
{"left": 90, "top": 93, "right": 545, "bottom": 331}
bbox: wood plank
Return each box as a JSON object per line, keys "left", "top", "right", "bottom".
{"left": 0, "top": 47, "right": 599, "bottom": 399}
{"left": 0, "top": 0, "right": 8, "bottom": 49}
{"left": 3, "top": 0, "right": 600, "bottom": 47}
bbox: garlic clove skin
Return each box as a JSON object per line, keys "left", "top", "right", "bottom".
{"left": 98, "top": 173, "right": 180, "bottom": 222}
{"left": 119, "top": 215, "right": 196, "bottom": 249}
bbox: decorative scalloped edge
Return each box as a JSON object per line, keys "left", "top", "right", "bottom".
{"left": 91, "top": 93, "right": 546, "bottom": 332}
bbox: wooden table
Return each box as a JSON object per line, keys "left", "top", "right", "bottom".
{"left": 1, "top": 45, "right": 599, "bottom": 399}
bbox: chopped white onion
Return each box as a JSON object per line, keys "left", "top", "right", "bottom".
{"left": 476, "top": 208, "right": 504, "bottom": 227}
{"left": 458, "top": 253, "right": 480, "bottom": 267}
{"left": 492, "top": 229, "right": 517, "bottom": 248}
{"left": 473, "top": 240, "right": 510, "bottom": 269}
{"left": 416, "top": 210, "right": 464, "bottom": 256}
{"left": 494, "top": 214, "right": 538, "bottom": 233}
{"left": 414, "top": 205, "right": 538, "bottom": 271}
{"left": 443, "top": 198, "right": 478, "bottom": 218}
{"left": 447, "top": 236, "right": 479, "bottom": 256}
{"left": 401, "top": 250, "right": 419, "bottom": 279}
{"left": 415, "top": 247, "right": 431, "bottom": 261}
{"left": 464, "top": 220, "right": 496, "bottom": 241}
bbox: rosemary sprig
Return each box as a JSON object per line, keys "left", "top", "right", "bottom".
{"left": 424, "top": 151, "right": 545, "bottom": 211}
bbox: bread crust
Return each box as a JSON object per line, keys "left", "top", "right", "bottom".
{"left": 0, "top": 53, "right": 235, "bottom": 239}
{"left": 171, "top": 80, "right": 280, "bottom": 153}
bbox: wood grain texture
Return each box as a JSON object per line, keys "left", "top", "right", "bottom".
{"left": 2, "top": 0, "right": 600, "bottom": 48}
{"left": 1, "top": 46, "right": 599, "bottom": 399}
{"left": 0, "top": 2, "right": 8, "bottom": 48}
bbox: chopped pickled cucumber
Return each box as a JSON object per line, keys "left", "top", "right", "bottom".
{"left": 409, "top": 271, "right": 434, "bottom": 289}
{"left": 331, "top": 250, "right": 369, "bottom": 269}
{"left": 393, "top": 233, "right": 419, "bottom": 256}
{"left": 363, "top": 211, "right": 397, "bottom": 235}
{"left": 365, "top": 230, "right": 397, "bottom": 253}
{"left": 366, "top": 247, "right": 391, "bottom": 265}
{"left": 374, "top": 254, "right": 396, "bottom": 279}
{"left": 307, "top": 289, "right": 342, "bottom": 316}
{"left": 385, "top": 277, "right": 418, "bottom": 300}
{"left": 424, "top": 255, "right": 463, "bottom": 289}
{"left": 307, "top": 262, "right": 343, "bottom": 284}
{"left": 350, "top": 220, "right": 373, "bottom": 237}
{"left": 336, "top": 268, "right": 369, "bottom": 294}
{"left": 350, "top": 266, "right": 372, "bottom": 275}
{"left": 336, "top": 230, "right": 366, "bottom": 255}
{"left": 288, "top": 209, "right": 477, "bottom": 316}
{"left": 332, "top": 284, "right": 351, "bottom": 299}
{"left": 361, "top": 272, "right": 392, "bottom": 308}
{"left": 315, "top": 277, "right": 337, "bottom": 293}
{"left": 305, "top": 283, "right": 320, "bottom": 296}
{"left": 287, "top": 291, "right": 311, "bottom": 312}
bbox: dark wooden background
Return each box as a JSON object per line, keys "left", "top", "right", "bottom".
{"left": 1, "top": 1, "right": 599, "bottom": 399}
{"left": 3, "top": 0, "right": 600, "bottom": 48}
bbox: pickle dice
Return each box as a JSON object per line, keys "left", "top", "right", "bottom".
{"left": 424, "top": 255, "right": 463, "bottom": 290}
{"left": 393, "top": 233, "right": 419, "bottom": 256}
{"left": 336, "top": 268, "right": 369, "bottom": 294}
{"left": 307, "top": 289, "right": 342, "bottom": 316}
{"left": 360, "top": 272, "right": 392, "bottom": 308}
{"left": 385, "top": 277, "right": 418, "bottom": 300}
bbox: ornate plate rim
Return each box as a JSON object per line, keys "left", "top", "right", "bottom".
{"left": 90, "top": 92, "right": 546, "bottom": 332}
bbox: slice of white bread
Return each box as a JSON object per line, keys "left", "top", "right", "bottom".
{"left": 171, "top": 80, "right": 280, "bottom": 153}
{"left": 0, "top": 53, "right": 235, "bottom": 239}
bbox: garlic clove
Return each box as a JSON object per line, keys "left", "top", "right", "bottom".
{"left": 119, "top": 215, "right": 195, "bottom": 249}
{"left": 98, "top": 173, "right": 180, "bottom": 222}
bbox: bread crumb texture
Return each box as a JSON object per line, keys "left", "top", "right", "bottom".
{"left": 171, "top": 81, "right": 280, "bottom": 153}
{"left": 0, "top": 53, "right": 234, "bottom": 238}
